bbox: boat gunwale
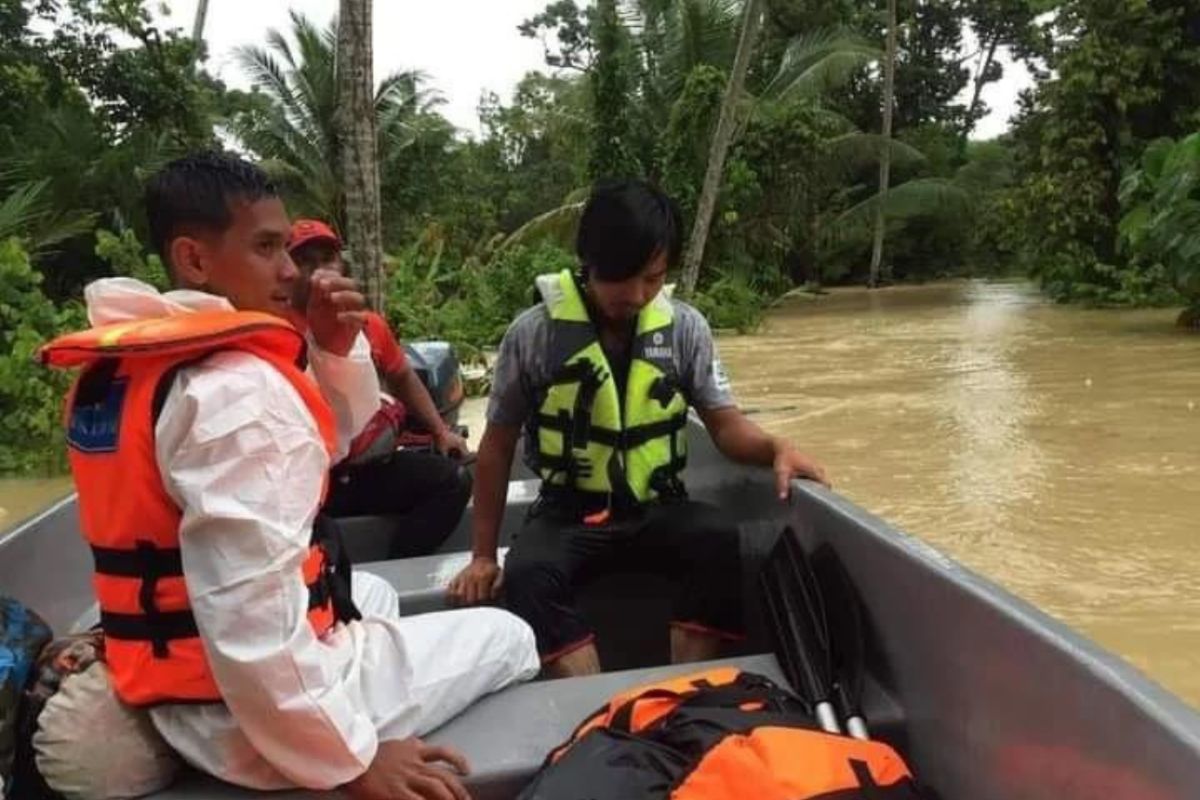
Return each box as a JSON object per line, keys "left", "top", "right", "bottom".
{"left": 789, "top": 479, "right": 1200, "bottom": 748}
{"left": 0, "top": 491, "right": 76, "bottom": 549}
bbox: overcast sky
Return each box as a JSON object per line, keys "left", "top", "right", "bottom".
{"left": 158, "top": 0, "right": 1031, "bottom": 140}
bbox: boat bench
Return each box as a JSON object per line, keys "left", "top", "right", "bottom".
{"left": 150, "top": 654, "right": 788, "bottom": 800}
{"left": 357, "top": 505, "right": 789, "bottom": 673}
{"left": 149, "top": 648, "right": 905, "bottom": 800}
{"left": 360, "top": 550, "right": 510, "bottom": 616}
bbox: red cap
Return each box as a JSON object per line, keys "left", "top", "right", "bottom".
{"left": 288, "top": 219, "right": 341, "bottom": 252}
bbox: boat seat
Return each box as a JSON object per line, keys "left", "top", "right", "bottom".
{"left": 358, "top": 511, "right": 787, "bottom": 673}
{"left": 146, "top": 654, "right": 790, "bottom": 800}
{"left": 359, "top": 550, "right": 510, "bottom": 615}
{"left": 339, "top": 480, "right": 541, "bottom": 564}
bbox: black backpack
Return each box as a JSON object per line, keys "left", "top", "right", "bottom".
{"left": 0, "top": 597, "right": 52, "bottom": 798}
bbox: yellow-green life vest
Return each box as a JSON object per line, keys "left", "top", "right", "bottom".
{"left": 529, "top": 270, "right": 689, "bottom": 506}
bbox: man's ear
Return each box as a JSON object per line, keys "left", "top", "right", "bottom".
{"left": 168, "top": 236, "right": 208, "bottom": 287}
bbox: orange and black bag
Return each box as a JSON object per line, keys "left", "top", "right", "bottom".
{"left": 518, "top": 667, "right": 921, "bottom": 800}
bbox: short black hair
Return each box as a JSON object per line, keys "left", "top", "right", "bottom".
{"left": 145, "top": 151, "right": 278, "bottom": 263}
{"left": 576, "top": 179, "right": 683, "bottom": 282}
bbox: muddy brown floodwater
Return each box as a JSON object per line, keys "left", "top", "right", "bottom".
{"left": 719, "top": 280, "right": 1200, "bottom": 707}
{"left": 0, "top": 476, "right": 73, "bottom": 536}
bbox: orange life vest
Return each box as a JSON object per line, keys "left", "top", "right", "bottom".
{"left": 520, "top": 668, "right": 922, "bottom": 800}
{"left": 40, "top": 310, "right": 359, "bottom": 707}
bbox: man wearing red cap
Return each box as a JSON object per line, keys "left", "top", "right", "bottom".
{"left": 288, "top": 219, "right": 471, "bottom": 557}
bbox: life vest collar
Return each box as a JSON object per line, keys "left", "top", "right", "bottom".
{"left": 537, "top": 270, "right": 674, "bottom": 333}
{"left": 40, "top": 309, "right": 305, "bottom": 370}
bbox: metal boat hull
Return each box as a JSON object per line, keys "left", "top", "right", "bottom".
{"left": 3, "top": 423, "right": 1198, "bottom": 799}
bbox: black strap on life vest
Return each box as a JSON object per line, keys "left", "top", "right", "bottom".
{"left": 647, "top": 375, "right": 678, "bottom": 409}
{"left": 534, "top": 412, "right": 687, "bottom": 451}
{"left": 92, "top": 515, "right": 360, "bottom": 657}
{"left": 548, "top": 359, "right": 604, "bottom": 387}
{"left": 572, "top": 359, "right": 606, "bottom": 449}
{"left": 310, "top": 514, "right": 362, "bottom": 624}
{"left": 528, "top": 359, "right": 603, "bottom": 486}
{"left": 533, "top": 453, "right": 595, "bottom": 481}
{"left": 91, "top": 539, "right": 183, "bottom": 657}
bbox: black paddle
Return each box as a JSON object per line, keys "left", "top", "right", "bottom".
{"left": 812, "top": 542, "right": 869, "bottom": 740}
{"left": 760, "top": 529, "right": 840, "bottom": 734}
{"left": 762, "top": 528, "right": 871, "bottom": 738}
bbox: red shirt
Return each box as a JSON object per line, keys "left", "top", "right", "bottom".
{"left": 362, "top": 312, "right": 407, "bottom": 377}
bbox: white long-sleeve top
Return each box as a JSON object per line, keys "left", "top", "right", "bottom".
{"left": 80, "top": 279, "right": 539, "bottom": 790}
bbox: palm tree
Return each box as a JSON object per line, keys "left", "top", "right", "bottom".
{"left": 823, "top": 175, "right": 969, "bottom": 256}
{"left": 658, "top": 0, "right": 742, "bottom": 99}
{"left": 678, "top": 0, "right": 764, "bottom": 296}
{"left": 676, "top": 16, "right": 882, "bottom": 295}
{"left": 1, "top": 99, "right": 168, "bottom": 261}
{"left": 192, "top": 0, "right": 209, "bottom": 46}
{"left": 504, "top": 4, "right": 912, "bottom": 291}
{"left": 336, "top": 0, "right": 384, "bottom": 308}
{"left": 0, "top": 181, "right": 95, "bottom": 257}
{"left": 868, "top": 0, "right": 898, "bottom": 288}
{"left": 232, "top": 11, "right": 442, "bottom": 235}
{"left": 625, "top": 0, "right": 742, "bottom": 168}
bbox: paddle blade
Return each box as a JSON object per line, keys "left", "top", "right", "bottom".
{"left": 783, "top": 530, "right": 833, "bottom": 659}
{"left": 759, "top": 528, "right": 837, "bottom": 727}
{"left": 813, "top": 542, "right": 869, "bottom": 735}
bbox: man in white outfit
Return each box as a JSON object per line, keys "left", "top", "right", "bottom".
{"left": 45, "top": 152, "right": 538, "bottom": 799}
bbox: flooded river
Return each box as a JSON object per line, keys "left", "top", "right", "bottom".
{"left": 719, "top": 281, "right": 1200, "bottom": 707}
{"left": 2, "top": 280, "right": 1197, "bottom": 707}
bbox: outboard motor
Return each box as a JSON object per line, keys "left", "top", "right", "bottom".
{"left": 404, "top": 341, "right": 465, "bottom": 430}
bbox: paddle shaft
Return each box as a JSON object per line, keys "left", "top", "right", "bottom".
{"left": 765, "top": 553, "right": 841, "bottom": 733}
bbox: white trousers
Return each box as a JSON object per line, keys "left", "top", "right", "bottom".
{"left": 150, "top": 572, "right": 539, "bottom": 790}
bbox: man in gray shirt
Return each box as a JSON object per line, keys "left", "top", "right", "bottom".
{"left": 485, "top": 286, "right": 736, "bottom": 427}
{"left": 449, "top": 180, "right": 828, "bottom": 678}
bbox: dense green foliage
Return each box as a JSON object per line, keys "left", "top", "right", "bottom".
{"left": 1009, "top": 0, "right": 1200, "bottom": 306}
{"left": 0, "top": 0, "right": 237, "bottom": 299}
{"left": 383, "top": 240, "right": 575, "bottom": 360}
{"left": 3, "top": 0, "right": 1200, "bottom": 474}
{"left": 232, "top": 11, "right": 450, "bottom": 240}
{"left": 589, "top": 0, "right": 643, "bottom": 179}
{"left": 0, "top": 239, "right": 82, "bottom": 474}
{"left": 1119, "top": 135, "right": 1200, "bottom": 320}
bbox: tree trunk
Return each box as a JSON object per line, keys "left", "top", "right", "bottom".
{"left": 336, "top": 0, "right": 385, "bottom": 310}
{"left": 679, "top": 0, "right": 765, "bottom": 297}
{"left": 192, "top": 0, "right": 210, "bottom": 47}
{"left": 966, "top": 32, "right": 1000, "bottom": 132}
{"left": 809, "top": 214, "right": 823, "bottom": 290}
{"left": 869, "top": 0, "right": 898, "bottom": 289}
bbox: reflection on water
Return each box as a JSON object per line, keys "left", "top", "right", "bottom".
{"left": 720, "top": 281, "right": 1200, "bottom": 707}
{"left": 944, "top": 284, "right": 1045, "bottom": 537}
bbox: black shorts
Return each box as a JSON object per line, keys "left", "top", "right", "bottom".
{"left": 502, "top": 499, "right": 744, "bottom": 662}
{"left": 324, "top": 450, "right": 471, "bottom": 558}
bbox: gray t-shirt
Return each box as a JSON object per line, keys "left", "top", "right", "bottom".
{"left": 486, "top": 299, "right": 736, "bottom": 426}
